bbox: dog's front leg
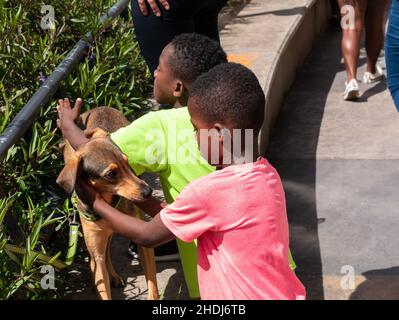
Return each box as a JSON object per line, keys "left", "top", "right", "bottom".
{"left": 119, "top": 201, "right": 159, "bottom": 300}
{"left": 106, "top": 235, "right": 125, "bottom": 288}
{"left": 80, "top": 217, "right": 113, "bottom": 300}
{"left": 138, "top": 245, "right": 159, "bottom": 300}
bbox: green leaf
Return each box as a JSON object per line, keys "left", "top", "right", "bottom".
{"left": 6, "top": 275, "right": 33, "bottom": 299}
{"left": 0, "top": 196, "right": 14, "bottom": 225}
{"left": 70, "top": 18, "right": 86, "bottom": 23}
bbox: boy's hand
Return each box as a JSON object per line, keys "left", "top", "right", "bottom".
{"left": 56, "top": 98, "right": 83, "bottom": 135}
{"left": 75, "top": 180, "right": 104, "bottom": 211}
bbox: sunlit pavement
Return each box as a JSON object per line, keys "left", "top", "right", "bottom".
{"left": 268, "top": 26, "right": 399, "bottom": 300}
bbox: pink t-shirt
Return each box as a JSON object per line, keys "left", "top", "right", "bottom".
{"left": 160, "top": 158, "right": 306, "bottom": 300}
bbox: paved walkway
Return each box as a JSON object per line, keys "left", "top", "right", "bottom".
{"left": 268, "top": 26, "right": 399, "bottom": 300}
{"left": 221, "top": 0, "right": 312, "bottom": 89}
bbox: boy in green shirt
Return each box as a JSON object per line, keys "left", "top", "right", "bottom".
{"left": 57, "top": 34, "right": 296, "bottom": 299}
{"left": 110, "top": 34, "right": 228, "bottom": 298}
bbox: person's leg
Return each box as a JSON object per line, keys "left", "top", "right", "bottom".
{"left": 193, "top": 0, "right": 228, "bottom": 43}
{"left": 338, "top": 0, "right": 367, "bottom": 81}
{"left": 364, "top": 0, "right": 390, "bottom": 74}
{"left": 386, "top": 0, "right": 399, "bottom": 110}
{"left": 130, "top": 0, "right": 195, "bottom": 73}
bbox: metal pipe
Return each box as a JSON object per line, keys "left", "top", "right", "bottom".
{"left": 0, "top": 0, "right": 129, "bottom": 161}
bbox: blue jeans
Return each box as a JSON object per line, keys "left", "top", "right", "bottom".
{"left": 386, "top": 0, "right": 399, "bottom": 111}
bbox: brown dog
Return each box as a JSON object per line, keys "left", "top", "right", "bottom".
{"left": 57, "top": 107, "right": 159, "bottom": 300}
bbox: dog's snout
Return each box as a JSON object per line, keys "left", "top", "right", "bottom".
{"left": 141, "top": 186, "right": 153, "bottom": 199}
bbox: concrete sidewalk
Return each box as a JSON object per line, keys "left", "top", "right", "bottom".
{"left": 268, "top": 26, "right": 399, "bottom": 300}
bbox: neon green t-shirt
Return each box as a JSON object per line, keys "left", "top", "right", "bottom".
{"left": 110, "top": 107, "right": 296, "bottom": 298}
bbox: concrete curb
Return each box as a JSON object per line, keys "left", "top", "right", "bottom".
{"left": 218, "top": 0, "right": 250, "bottom": 30}
{"left": 258, "top": 0, "right": 331, "bottom": 155}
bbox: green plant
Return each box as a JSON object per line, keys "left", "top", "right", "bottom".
{"left": 0, "top": 0, "right": 152, "bottom": 299}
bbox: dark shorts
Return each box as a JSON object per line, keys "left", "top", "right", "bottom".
{"left": 131, "top": 0, "right": 228, "bottom": 73}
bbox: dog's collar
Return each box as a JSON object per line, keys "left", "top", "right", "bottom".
{"left": 72, "top": 193, "right": 120, "bottom": 222}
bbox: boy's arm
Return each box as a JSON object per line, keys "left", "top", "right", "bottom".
{"left": 76, "top": 181, "right": 175, "bottom": 247}
{"left": 135, "top": 196, "right": 166, "bottom": 217}
{"left": 94, "top": 199, "right": 174, "bottom": 247}
{"left": 57, "top": 98, "right": 89, "bottom": 150}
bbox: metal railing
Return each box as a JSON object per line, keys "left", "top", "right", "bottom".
{"left": 0, "top": 0, "right": 129, "bottom": 161}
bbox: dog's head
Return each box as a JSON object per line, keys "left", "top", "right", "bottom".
{"left": 56, "top": 128, "right": 152, "bottom": 202}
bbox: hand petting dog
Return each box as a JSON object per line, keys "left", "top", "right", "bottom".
{"left": 75, "top": 180, "right": 104, "bottom": 211}
{"left": 56, "top": 97, "right": 89, "bottom": 150}
{"left": 56, "top": 97, "right": 82, "bottom": 131}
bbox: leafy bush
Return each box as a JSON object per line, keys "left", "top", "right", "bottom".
{"left": 0, "top": 0, "right": 152, "bottom": 299}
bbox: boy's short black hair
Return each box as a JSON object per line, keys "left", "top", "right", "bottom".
{"left": 168, "top": 33, "right": 228, "bottom": 85}
{"left": 189, "top": 62, "right": 265, "bottom": 132}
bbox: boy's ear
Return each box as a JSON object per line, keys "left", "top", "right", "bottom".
{"left": 173, "top": 81, "right": 185, "bottom": 98}
{"left": 56, "top": 154, "right": 82, "bottom": 194}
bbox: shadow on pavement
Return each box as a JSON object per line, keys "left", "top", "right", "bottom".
{"left": 358, "top": 80, "right": 388, "bottom": 102}
{"left": 267, "top": 26, "right": 345, "bottom": 300}
{"left": 238, "top": 6, "right": 306, "bottom": 19}
{"left": 350, "top": 267, "right": 399, "bottom": 300}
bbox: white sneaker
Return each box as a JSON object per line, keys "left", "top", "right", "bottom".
{"left": 363, "top": 64, "right": 384, "bottom": 84}
{"left": 344, "top": 79, "right": 360, "bottom": 101}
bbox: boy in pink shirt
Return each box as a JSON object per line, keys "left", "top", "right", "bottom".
{"left": 160, "top": 159, "right": 305, "bottom": 300}
{"left": 74, "top": 63, "right": 306, "bottom": 300}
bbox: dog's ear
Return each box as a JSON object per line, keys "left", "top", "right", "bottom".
{"left": 56, "top": 154, "right": 81, "bottom": 194}
{"left": 84, "top": 127, "right": 108, "bottom": 139}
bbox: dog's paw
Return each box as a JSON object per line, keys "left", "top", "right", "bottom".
{"left": 111, "top": 275, "right": 125, "bottom": 288}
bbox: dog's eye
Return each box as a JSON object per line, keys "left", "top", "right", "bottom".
{"left": 106, "top": 170, "right": 117, "bottom": 179}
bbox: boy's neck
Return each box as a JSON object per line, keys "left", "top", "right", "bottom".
{"left": 217, "top": 147, "right": 260, "bottom": 170}
{"left": 173, "top": 99, "right": 186, "bottom": 108}
{"left": 173, "top": 89, "right": 189, "bottom": 108}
